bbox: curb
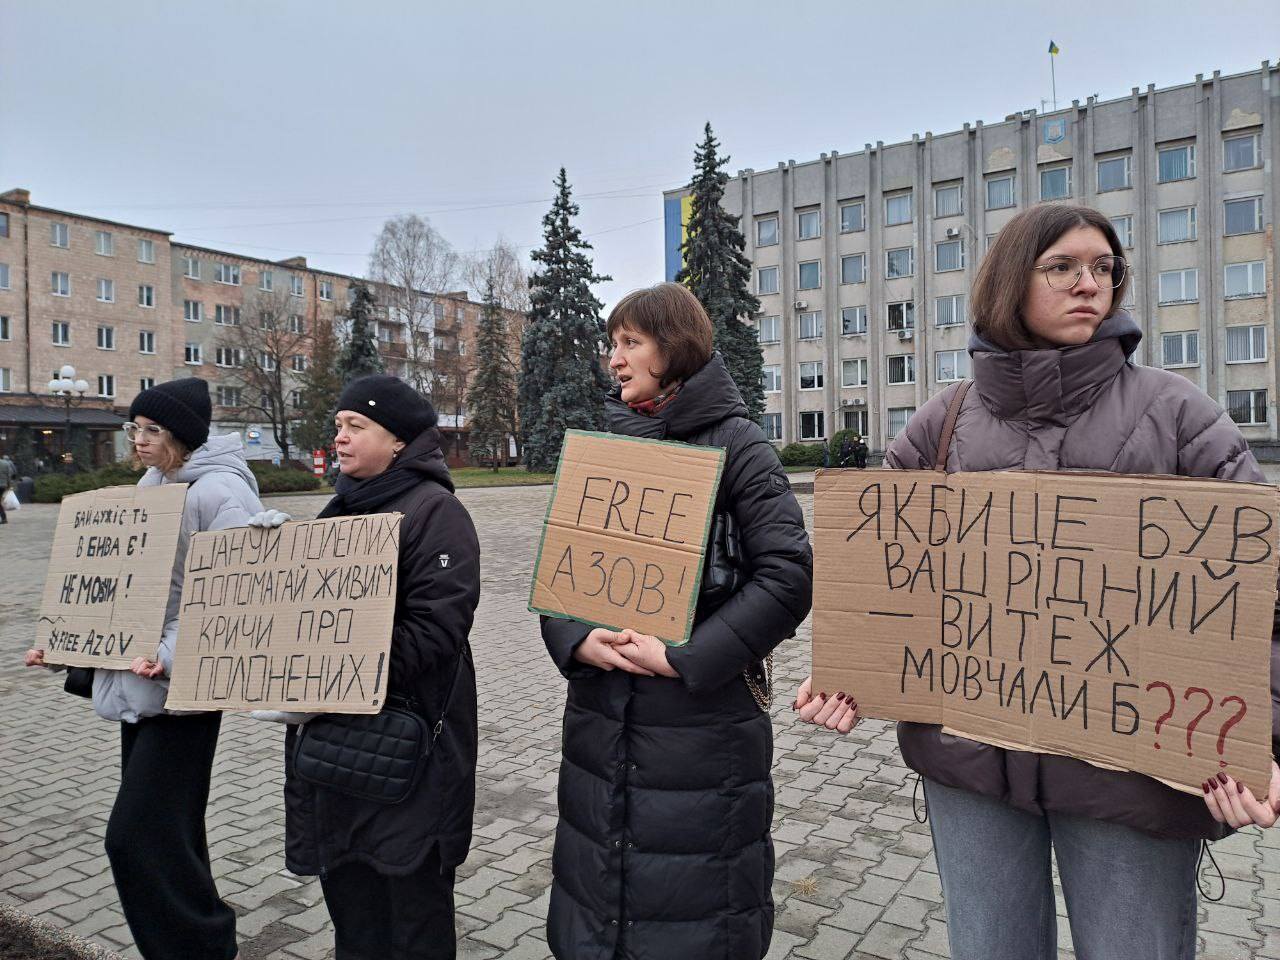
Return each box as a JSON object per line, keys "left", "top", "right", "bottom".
{"left": 0, "top": 901, "right": 122, "bottom": 960}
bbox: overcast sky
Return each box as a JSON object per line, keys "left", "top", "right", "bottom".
{"left": 2, "top": 1, "right": 1276, "bottom": 309}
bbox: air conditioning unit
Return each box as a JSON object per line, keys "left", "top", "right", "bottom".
{"left": 945, "top": 227, "right": 961, "bottom": 239}
{"left": 898, "top": 330, "right": 914, "bottom": 341}
{"left": 850, "top": 397, "right": 866, "bottom": 407}
{"left": 793, "top": 300, "right": 808, "bottom": 310}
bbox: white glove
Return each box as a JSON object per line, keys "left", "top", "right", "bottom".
{"left": 249, "top": 710, "right": 319, "bottom": 724}
{"left": 246, "top": 509, "right": 291, "bottom": 528}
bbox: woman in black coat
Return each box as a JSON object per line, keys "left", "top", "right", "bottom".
{"left": 280, "top": 375, "right": 480, "bottom": 960}
{"left": 541, "top": 283, "right": 813, "bottom": 960}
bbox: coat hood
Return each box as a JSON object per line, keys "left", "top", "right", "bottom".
{"left": 140, "top": 432, "right": 259, "bottom": 494}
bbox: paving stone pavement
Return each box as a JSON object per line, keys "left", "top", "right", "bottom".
{"left": 2, "top": 487, "right": 1280, "bottom": 959}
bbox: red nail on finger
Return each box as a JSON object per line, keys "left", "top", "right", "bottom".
{"left": 1238, "top": 780, "right": 1245, "bottom": 795}
{"left": 1202, "top": 781, "right": 1211, "bottom": 794}
{"left": 1217, "top": 772, "right": 1230, "bottom": 785}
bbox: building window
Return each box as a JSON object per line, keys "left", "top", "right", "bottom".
{"left": 1157, "top": 206, "right": 1196, "bottom": 244}
{"left": 184, "top": 343, "right": 202, "bottom": 365}
{"left": 138, "top": 330, "right": 155, "bottom": 354}
{"left": 51, "top": 271, "right": 70, "bottom": 297}
{"left": 762, "top": 413, "right": 782, "bottom": 441}
{"left": 319, "top": 280, "right": 334, "bottom": 300}
{"left": 97, "top": 278, "right": 114, "bottom": 303}
{"left": 1158, "top": 269, "right": 1198, "bottom": 304}
{"left": 799, "top": 411, "right": 825, "bottom": 441}
{"left": 986, "top": 174, "right": 1015, "bottom": 210}
{"left": 0, "top": 367, "right": 11, "bottom": 392}
{"left": 260, "top": 269, "right": 274, "bottom": 291}
{"left": 51, "top": 222, "right": 69, "bottom": 248}
{"left": 1039, "top": 165, "right": 1071, "bottom": 200}
{"left": 184, "top": 299, "right": 202, "bottom": 322}
{"left": 1157, "top": 143, "right": 1195, "bottom": 182}
{"left": 215, "top": 346, "right": 243, "bottom": 368}
{"left": 797, "top": 260, "right": 821, "bottom": 290}
{"left": 1110, "top": 215, "right": 1133, "bottom": 249}
{"left": 887, "top": 407, "right": 916, "bottom": 438}
{"left": 887, "top": 301, "right": 915, "bottom": 332}
{"left": 885, "top": 247, "right": 913, "bottom": 279}
{"left": 216, "top": 386, "right": 243, "bottom": 408}
{"left": 51, "top": 321, "right": 70, "bottom": 346}
{"left": 843, "top": 409, "right": 868, "bottom": 435}
{"left": 935, "top": 239, "right": 964, "bottom": 272}
{"left": 0, "top": 263, "right": 8, "bottom": 289}
{"left": 290, "top": 275, "right": 304, "bottom": 297}
{"left": 183, "top": 255, "right": 200, "bottom": 280}
{"left": 96, "top": 325, "right": 115, "bottom": 350}
{"left": 1096, "top": 155, "right": 1132, "bottom": 192}
{"left": 756, "top": 217, "right": 778, "bottom": 247}
{"left": 842, "top": 357, "right": 868, "bottom": 387}
{"left": 291, "top": 354, "right": 307, "bottom": 372}
{"left": 1225, "top": 261, "right": 1266, "bottom": 299}
{"left": 798, "top": 311, "right": 823, "bottom": 340}
{"left": 840, "top": 254, "right": 866, "bottom": 285}
{"left": 757, "top": 315, "right": 781, "bottom": 343}
{"left": 290, "top": 389, "right": 302, "bottom": 409}
{"left": 757, "top": 266, "right": 779, "bottom": 295}
{"left": 97, "top": 375, "right": 115, "bottom": 398}
{"left": 1227, "top": 390, "right": 1267, "bottom": 426}
{"left": 137, "top": 239, "right": 155, "bottom": 264}
{"left": 1224, "top": 132, "right": 1261, "bottom": 172}
{"left": 840, "top": 200, "right": 864, "bottom": 233}
{"left": 288, "top": 314, "right": 305, "bottom": 334}
{"left": 0, "top": 213, "right": 8, "bottom": 237}
{"left": 936, "top": 294, "right": 966, "bottom": 327}
{"left": 0, "top": 315, "right": 8, "bottom": 340}
{"left": 796, "top": 209, "right": 821, "bottom": 240}
{"left": 138, "top": 284, "right": 155, "bottom": 308}
{"left": 934, "top": 183, "right": 963, "bottom": 218}
{"left": 935, "top": 349, "right": 970, "bottom": 382}
{"left": 798, "top": 361, "right": 824, "bottom": 391}
{"left": 215, "top": 263, "right": 241, "bottom": 285}
{"left": 762, "top": 364, "right": 782, "bottom": 393}
{"left": 140, "top": 377, "right": 155, "bottom": 391}
{"left": 260, "top": 351, "right": 277, "bottom": 372}
{"left": 95, "top": 230, "right": 114, "bottom": 256}
{"left": 215, "top": 305, "right": 241, "bottom": 326}
{"left": 841, "top": 306, "right": 867, "bottom": 335}
{"left": 1161, "top": 331, "right": 1199, "bottom": 368}
{"left": 1225, "top": 325, "right": 1267, "bottom": 364}
{"left": 1224, "top": 197, "right": 1263, "bottom": 236}
{"left": 887, "top": 355, "right": 915, "bottom": 385}
{"left": 884, "top": 192, "right": 913, "bottom": 226}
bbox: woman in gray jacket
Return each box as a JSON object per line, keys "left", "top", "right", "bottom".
{"left": 796, "top": 204, "right": 1280, "bottom": 960}
{"left": 27, "top": 378, "right": 262, "bottom": 960}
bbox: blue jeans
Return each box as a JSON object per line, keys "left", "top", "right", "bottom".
{"left": 924, "top": 779, "right": 1199, "bottom": 960}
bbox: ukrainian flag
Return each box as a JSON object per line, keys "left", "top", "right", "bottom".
{"left": 1048, "top": 40, "right": 1060, "bottom": 55}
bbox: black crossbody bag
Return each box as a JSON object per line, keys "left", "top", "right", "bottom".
{"left": 293, "top": 645, "right": 470, "bottom": 804}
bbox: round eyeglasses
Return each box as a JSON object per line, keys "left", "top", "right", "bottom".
{"left": 122, "top": 422, "right": 169, "bottom": 442}
{"left": 1033, "top": 255, "right": 1128, "bottom": 290}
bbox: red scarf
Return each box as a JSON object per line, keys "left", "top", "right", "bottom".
{"left": 627, "top": 383, "right": 683, "bottom": 417}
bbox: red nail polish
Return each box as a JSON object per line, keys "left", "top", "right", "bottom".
{"left": 1238, "top": 780, "right": 1245, "bottom": 795}
{"left": 1210, "top": 779, "right": 1220, "bottom": 791}
{"left": 1218, "top": 772, "right": 1230, "bottom": 785}
{"left": 819, "top": 692, "right": 828, "bottom": 699}
{"left": 1202, "top": 782, "right": 1211, "bottom": 794}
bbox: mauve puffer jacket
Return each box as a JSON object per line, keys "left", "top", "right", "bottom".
{"left": 885, "top": 309, "right": 1279, "bottom": 841}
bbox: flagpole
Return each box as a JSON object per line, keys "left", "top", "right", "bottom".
{"left": 1050, "top": 52, "right": 1057, "bottom": 110}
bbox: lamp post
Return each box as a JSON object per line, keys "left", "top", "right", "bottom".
{"left": 47, "top": 364, "right": 89, "bottom": 474}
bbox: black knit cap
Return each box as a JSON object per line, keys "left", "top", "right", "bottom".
{"left": 337, "top": 374, "right": 437, "bottom": 442}
{"left": 128, "top": 377, "right": 211, "bottom": 451}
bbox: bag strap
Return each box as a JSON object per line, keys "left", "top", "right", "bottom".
{"left": 431, "top": 644, "right": 471, "bottom": 740}
{"left": 933, "top": 379, "right": 973, "bottom": 472}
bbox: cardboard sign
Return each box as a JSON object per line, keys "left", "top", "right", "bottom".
{"left": 813, "top": 468, "right": 1277, "bottom": 797}
{"left": 164, "top": 513, "right": 402, "bottom": 713}
{"left": 37, "top": 484, "right": 189, "bottom": 669}
{"left": 529, "top": 430, "right": 725, "bottom": 645}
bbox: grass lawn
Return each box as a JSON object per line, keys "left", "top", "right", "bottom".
{"left": 451, "top": 466, "right": 555, "bottom": 487}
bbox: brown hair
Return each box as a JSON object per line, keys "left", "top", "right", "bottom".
{"left": 131, "top": 434, "right": 190, "bottom": 475}
{"left": 606, "top": 282, "right": 714, "bottom": 388}
{"left": 971, "top": 203, "right": 1129, "bottom": 350}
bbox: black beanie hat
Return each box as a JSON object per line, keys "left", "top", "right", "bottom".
{"left": 337, "top": 374, "right": 437, "bottom": 442}
{"left": 128, "top": 378, "right": 212, "bottom": 452}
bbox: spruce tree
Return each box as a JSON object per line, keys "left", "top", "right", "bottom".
{"left": 518, "top": 168, "right": 611, "bottom": 473}
{"left": 338, "top": 283, "right": 384, "bottom": 382}
{"left": 294, "top": 314, "right": 344, "bottom": 454}
{"left": 467, "top": 280, "right": 517, "bottom": 471}
{"left": 676, "top": 123, "right": 764, "bottom": 421}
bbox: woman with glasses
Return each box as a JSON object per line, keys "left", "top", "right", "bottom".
{"left": 795, "top": 203, "right": 1280, "bottom": 960}
{"left": 27, "top": 377, "right": 262, "bottom": 960}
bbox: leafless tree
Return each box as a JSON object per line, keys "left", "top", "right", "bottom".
{"left": 464, "top": 236, "right": 530, "bottom": 372}
{"left": 368, "top": 214, "right": 459, "bottom": 396}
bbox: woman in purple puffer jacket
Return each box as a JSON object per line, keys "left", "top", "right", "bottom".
{"left": 796, "top": 203, "right": 1280, "bottom": 960}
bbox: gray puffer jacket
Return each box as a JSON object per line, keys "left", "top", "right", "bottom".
{"left": 93, "top": 434, "right": 263, "bottom": 723}
{"left": 885, "top": 310, "right": 1277, "bottom": 841}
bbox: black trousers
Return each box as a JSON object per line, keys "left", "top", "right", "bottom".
{"left": 320, "top": 847, "right": 457, "bottom": 960}
{"left": 105, "top": 712, "right": 237, "bottom": 960}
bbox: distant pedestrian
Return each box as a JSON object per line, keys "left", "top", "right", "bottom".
{"left": 853, "top": 436, "right": 868, "bottom": 469}
{"left": 0, "top": 454, "right": 14, "bottom": 523}
{"left": 837, "top": 436, "right": 855, "bottom": 468}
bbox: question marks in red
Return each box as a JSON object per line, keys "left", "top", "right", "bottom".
{"left": 1215, "top": 696, "right": 1247, "bottom": 768}
{"left": 1183, "top": 687, "right": 1214, "bottom": 757}
{"left": 1146, "top": 681, "right": 1175, "bottom": 751}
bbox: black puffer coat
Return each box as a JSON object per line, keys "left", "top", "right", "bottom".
{"left": 542, "top": 355, "right": 813, "bottom": 960}
{"left": 284, "top": 428, "right": 480, "bottom": 876}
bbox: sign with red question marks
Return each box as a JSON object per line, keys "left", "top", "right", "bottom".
{"left": 813, "top": 469, "right": 1277, "bottom": 798}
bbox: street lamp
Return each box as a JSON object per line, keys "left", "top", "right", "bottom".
{"left": 48, "top": 364, "right": 90, "bottom": 474}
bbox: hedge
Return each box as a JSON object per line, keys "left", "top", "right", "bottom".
{"left": 32, "top": 461, "right": 319, "bottom": 502}
{"left": 777, "top": 442, "right": 828, "bottom": 468}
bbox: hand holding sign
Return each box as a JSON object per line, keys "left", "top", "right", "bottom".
{"left": 1204, "top": 764, "right": 1280, "bottom": 829}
